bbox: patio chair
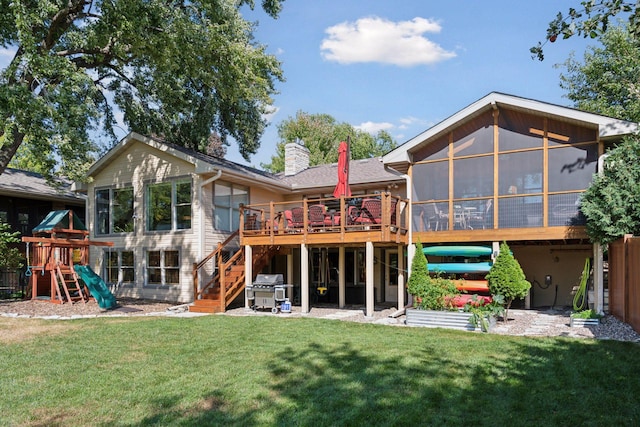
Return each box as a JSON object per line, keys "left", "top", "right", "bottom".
{"left": 308, "top": 204, "right": 332, "bottom": 229}
{"left": 284, "top": 207, "right": 305, "bottom": 230}
{"left": 352, "top": 198, "right": 382, "bottom": 227}
{"left": 425, "top": 202, "right": 448, "bottom": 231}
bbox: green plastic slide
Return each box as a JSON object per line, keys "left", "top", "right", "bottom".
{"left": 74, "top": 265, "right": 118, "bottom": 310}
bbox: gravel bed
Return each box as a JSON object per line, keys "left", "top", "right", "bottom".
{"left": 2, "top": 298, "right": 639, "bottom": 342}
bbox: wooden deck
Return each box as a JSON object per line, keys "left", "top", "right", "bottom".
{"left": 240, "top": 193, "right": 409, "bottom": 247}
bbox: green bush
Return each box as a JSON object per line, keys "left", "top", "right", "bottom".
{"left": 485, "top": 242, "right": 530, "bottom": 321}
{"left": 0, "top": 221, "right": 22, "bottom": 270}
{"left": 407, "top": 242, "right": 459, "bottom": 311}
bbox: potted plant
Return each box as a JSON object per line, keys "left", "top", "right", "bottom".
{"left": 463, "top": 294, "right": 505, "bottom": 332}
{"left": 570, "top": 309, "right": 603, "bottom": 327}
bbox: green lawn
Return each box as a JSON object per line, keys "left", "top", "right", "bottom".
{"left": 1, "top": 315, "right": 639, "bottom": 426}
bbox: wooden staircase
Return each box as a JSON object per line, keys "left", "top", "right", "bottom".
{"left": 52, "top": 263, "right": 88, "bottom": 304}
{"left": 189, "top": 231, "right": 281, "bottom": 313}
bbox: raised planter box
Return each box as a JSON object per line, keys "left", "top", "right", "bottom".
{"left": 570, "top": 317, "right": 600, "bottom": 328}
{"left": 405, "top": 308, "right": 494, "bottom": 332}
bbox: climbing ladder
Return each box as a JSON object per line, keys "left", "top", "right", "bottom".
{"left": 53, "top": 263, "right": 88, "bottom": 304}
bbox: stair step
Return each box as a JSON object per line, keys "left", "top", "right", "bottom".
{"left": 193, "top": 298, "right": 221, "bottom": 306}
{"left": 188, "top": 304, "right": 224, "bottom": 313}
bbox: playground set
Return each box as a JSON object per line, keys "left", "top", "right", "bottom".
{"left": 21, "top": 210, "right": 117, "bottom": 309}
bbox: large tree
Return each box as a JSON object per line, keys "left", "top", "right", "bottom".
{"left": 532, "top": 0, "right": 640, "bottom": 60}
{"left": 557, "top": 25, "right": 640, "bottom": 122}
{"left": 580, "top": 135, "right": 640, "bottom": 244}
{"left": 261, "top": 111, "right": 397, "bottom": 173}
{"left": 0, "top": 0, "right": 284, "bottom": 181}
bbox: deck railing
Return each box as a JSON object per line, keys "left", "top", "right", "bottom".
{"left": 239, "top": 192, "right": 409, "bottom": 245}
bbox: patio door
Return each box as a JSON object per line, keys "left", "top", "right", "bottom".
{"left": 385, "top": 250, "right": 399, "bottom": 303}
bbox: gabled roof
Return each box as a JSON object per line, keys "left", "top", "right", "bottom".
{"left": 0, "top": 168, "right": 86, "bottom": 204}
{"left": 87, "top": 132, "right": 288, "bottom": 192}
{"left": 88, "top": 132, "right": 405, "bottom": 194}
{"left": 383, "top": 92, "right": 639, "bottom": 166}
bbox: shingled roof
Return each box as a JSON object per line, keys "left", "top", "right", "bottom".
{"left": 0, "top": 168, "right": 86, "bottom": 204}
{"left": 276, "top": 157, "right": 404, "bottom": 194}
{"left": 89, "top": 133, "right": 405, "bottom": 194}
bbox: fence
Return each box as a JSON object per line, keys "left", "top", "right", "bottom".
{"left": 608, "top": 234, "right": 640, "bottom": 333}
{"left": 0, "top": 269, "right": 25, "bottom": 299}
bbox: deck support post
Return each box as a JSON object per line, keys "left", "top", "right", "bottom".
{"left": 301, "top": 243, "right": 309, "bottom": 313}
{"left": 339, "top": 246, "right": 345, "bottom": 308}
{"left": 244, "top": 245, "right": 253, "bottom": 309}
{"left": 397, "top": 244, "right": 405, "bottom": 311}
{"left": 366, "top": 241, "right": 374, "bottom": 317}
{"left": 594, "top": 242, "right": 604, "bottom": 315}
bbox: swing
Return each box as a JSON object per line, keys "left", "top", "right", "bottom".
{"left": 24, "top": 241, "right": 45, "bottom": 277}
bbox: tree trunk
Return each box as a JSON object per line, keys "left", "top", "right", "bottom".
{"left": 0, "top": 128, "right": 25, "bottom": 176}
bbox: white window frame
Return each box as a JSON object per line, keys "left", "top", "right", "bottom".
{"left": 146, "top": 178, "right": 192, "bottom": 232}
{"left": 145, "top": 248, "right": 181, "bottom": 286}
{"left": 95, "top": 186, "right": 135, "bottom": 235}
{"left": 103, "top": 249, "right": 136, "bottom": 285}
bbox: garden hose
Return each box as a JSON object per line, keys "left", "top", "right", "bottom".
{"left": 572, "top": 258, "right": 590, "bottom": 311}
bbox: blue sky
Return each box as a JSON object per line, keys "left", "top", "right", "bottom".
{"left": 233, "top": 0, "right": 597, "bottom": 168}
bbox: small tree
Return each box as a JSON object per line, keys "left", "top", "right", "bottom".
{"left": 485, "top": 242, "right": 530, "bottom": 321}
{"left": 407, "top": 241, "right": 459, "bottom": 310}
{"left": 0, "top": 222, "right": 23, "bottom": 270}
{"left": 407, "top": 241, "right": 430, "bottom": 305}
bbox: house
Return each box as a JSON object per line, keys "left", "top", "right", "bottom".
{"left": 0, "top": 168, "right": 86, "bottom": 238}
{"left": 82, "top": 92, "right": 637, "bottom": 317}
{"left": 82, "top": 132, "right": 407, "bottom": 314}
{"left": 382, "top": 92, "right": 637, "bottom": 313}
{"left": 0, "top": 168, "right": 86, "bottom": 295}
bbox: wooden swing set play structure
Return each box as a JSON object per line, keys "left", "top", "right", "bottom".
{"left": 21, "top": 210, "right": 113, "bottom": 304}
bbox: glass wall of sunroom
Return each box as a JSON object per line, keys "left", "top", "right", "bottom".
{"left": 412, "top": 108, "right": 598, "bottom": 232}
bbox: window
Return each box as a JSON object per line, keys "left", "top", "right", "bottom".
{"left": 214, "top": 181, "right": 248, "bottom": 231}
{"left": 147, "top": 249, "right": 180, "bottom": 285}
{"left": 104, "top": 250, "right": 135, "bottom": 285}
{"left": 548, "top": 144, "right": 598, "bottom": 192}
{"left": 146, "top": 179, "right": 192, "bottom": 231}
{"left": 96, "top": 187, "right": 134, "bottom": 235}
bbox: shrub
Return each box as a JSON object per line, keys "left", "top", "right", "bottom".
{"left": 407, "top": 242, "right": 459, "bottom": 310}
{"left": 485, "top": 242, "right": 530, "bottom": 321}
{"left": 0, "top": 221, "right": 22, "bottom": 270}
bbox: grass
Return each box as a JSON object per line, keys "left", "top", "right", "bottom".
{"left": 1, "top": 315, "right": 639, "bottom": 426}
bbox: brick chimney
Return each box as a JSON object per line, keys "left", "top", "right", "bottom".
{"left": 284, "top": 139, "right": 310, "bottom": 176}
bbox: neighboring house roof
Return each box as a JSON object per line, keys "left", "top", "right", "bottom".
{"left": 88, "top": 132, "right": 405, "bottom": 194}
{"left": 0, "top": 168, "right": 86, "bottom": 204}
{"left": 383, "top": 92, "right": 639, "bottom": 167}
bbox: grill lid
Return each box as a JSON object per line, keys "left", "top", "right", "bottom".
{"left": 253, "top": 274, "right": 284, "bottom": 286}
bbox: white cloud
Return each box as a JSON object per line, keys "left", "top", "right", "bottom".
{"left": 398, "top": 116, "right": 429, "bottom": 129}
{"left": 263, "top": 105, "right": 279, "bottom": 123}
{"left": 321, "top": 16, "right": 456, "bottom": 66}
{"left": 355, "top": 121, "right": 394, "bottom": 134}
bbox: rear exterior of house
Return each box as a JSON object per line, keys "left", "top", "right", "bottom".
{"left": 384, "top": 92, "right": 637, "bottom": 311}
{"left": 81, "top": 92, "right": 637, "bottom": 315}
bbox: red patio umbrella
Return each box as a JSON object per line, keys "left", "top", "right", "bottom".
{"left": 333, "top": 139, "right": 351, "bottom": 198}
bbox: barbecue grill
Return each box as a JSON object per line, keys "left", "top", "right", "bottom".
{"left": 246, "top": 274, "right": 292, "bottom": 313}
